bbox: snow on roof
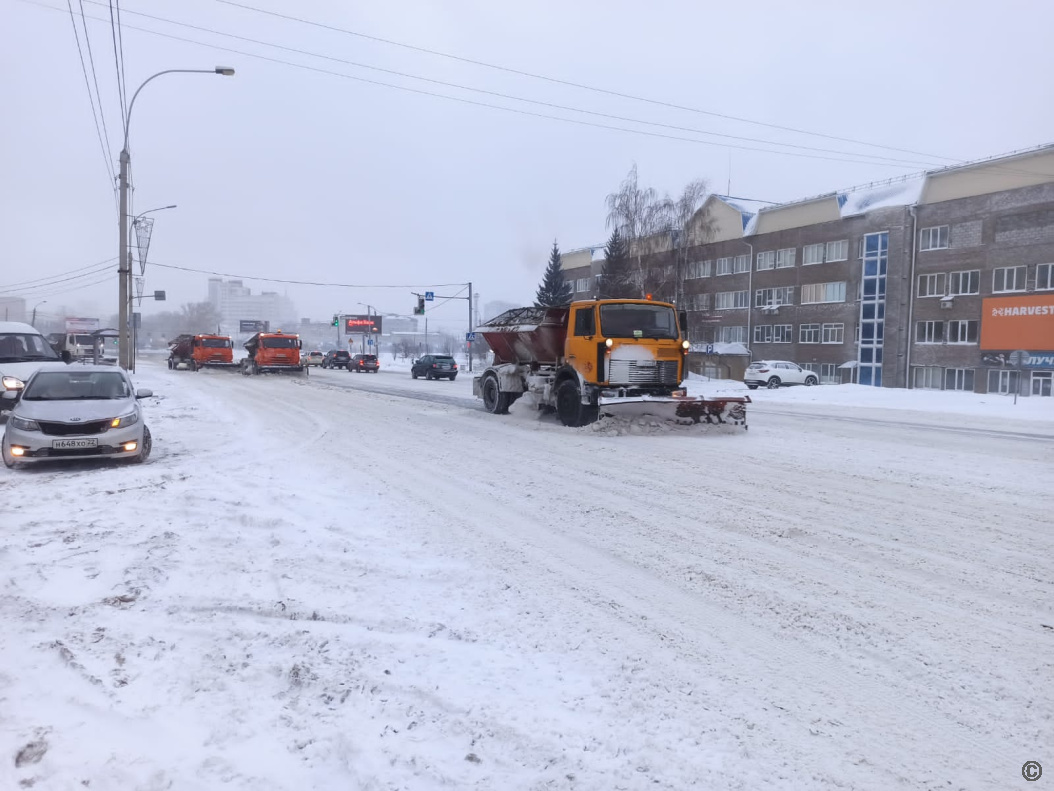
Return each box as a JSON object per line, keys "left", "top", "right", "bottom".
{"left": 837, "top": 176, "right": 926, "bottom": 218}
{"left": 591, "top": 246, "right": 607, "bottom": 262}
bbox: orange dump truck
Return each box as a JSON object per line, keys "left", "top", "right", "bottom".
{"left": 167, "top": 334, "right": 237, "bottom": 371}
{"left": 241, "top": 331, "right": 305, "bottom": 376}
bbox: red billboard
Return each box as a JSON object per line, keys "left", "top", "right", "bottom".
{"left": 980, "top": 295, "right": 1054, "bottom": 350}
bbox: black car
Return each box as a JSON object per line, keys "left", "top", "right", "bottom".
{"left": 350, "top": 353, "right": 379, "bottom": 373}
{"left": 411, "top": 354, "right": 458, "bottom": 380}
{"left": 322, "top": 350, "right": 351, "bottom": 369}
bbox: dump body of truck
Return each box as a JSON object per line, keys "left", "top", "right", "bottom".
{"left": 472, "top": 300, "right": 749, "bottom": 428}
{"left": 242, "top": 331, "right": 304, "bottom": 375}
{"left": 167, "top": 334, "right": 237, "bottom": 371}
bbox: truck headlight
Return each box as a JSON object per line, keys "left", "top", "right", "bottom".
{"left": 681, "top": 341, "right": 690, "bottom": 350}
{"left": 2, "top": 375, "right": 24, "bottom": 390}
{"left": 10, "top": 415, "right": 40, "bottom": 431}
{"left": 604, "top": 338, "right": 613, "bottom": 348}
{"left": 111, "top": 412, "right": 139, "bottom": 428}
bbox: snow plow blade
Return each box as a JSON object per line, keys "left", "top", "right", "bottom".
{"left": 597, "top": 394, "right": 750, "bottom": 428}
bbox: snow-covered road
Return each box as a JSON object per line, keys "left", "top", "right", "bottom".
{"left": 2, "top": 362, "right": 1051, "bottom": 790}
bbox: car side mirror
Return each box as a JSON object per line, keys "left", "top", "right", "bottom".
{"left": 135, "top": 389, "right": 153, "bottom": 399}
{"left": 1, "top": 390, "right": 19, "bottom": 402}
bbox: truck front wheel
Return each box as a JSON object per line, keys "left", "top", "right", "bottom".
{"left": 556, "top": 380, "right": 597, "bottom": 427}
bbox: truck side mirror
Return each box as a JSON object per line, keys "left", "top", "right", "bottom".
{"left": 61, "top": 350, "right": 72, "bottom": 364}
{"left": 678, "top": 311, "right": 688, "bottom": 336}
{"left": 1, "top": 390, "right": 19, "bottom": 402}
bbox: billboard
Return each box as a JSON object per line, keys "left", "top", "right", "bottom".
{"left": 65, "top": 317, "right": 99, "bottom": 333}
{"left": 345, "top": 315, "right": 382, "bottom": 334}
{"left": 980, "top": 295, "right": 1054, "bottom": 350}
{"left": 239, "top": 320, "right": 269, "bottom": 333}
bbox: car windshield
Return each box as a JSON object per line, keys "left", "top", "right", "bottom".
{"left": 599, "top": 304, "right": 678, "bottom": 340}
{"left": 201, "top": 338, "right": 231, "bottom": 348}
{"left": 261, "top": 337, "right": 298, "bottom": 348}
{"left": 433, "top": 356, "right": 454, "bottom": 362}
{"left": 23, "top": 371, "right": 130, "bottom": 401}
{"left": 0, "top": 333, "right": 61, "bottom": 363}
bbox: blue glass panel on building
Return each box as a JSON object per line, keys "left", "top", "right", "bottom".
{"left": 861, "top": 348, "right": 873, "bottom": 363}
{"left": 860, "top": 368, "right": 873, "bottom": 386}
{"left": 863, "top": 303, "right": 875, "bottom": 319}
{"left": 857, "top": 231, "right": 889, "bottom": 387}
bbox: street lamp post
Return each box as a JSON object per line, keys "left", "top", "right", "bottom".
{"left": 118, "top": 67, "right": 234, "bottom": 369}
{"left": 357, "top": 303, "right": 376, "bottom": 355}
{"left": 31, "top": 301, "right": 47, "bottom": 327}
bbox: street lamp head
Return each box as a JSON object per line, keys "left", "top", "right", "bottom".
{"left": 163, "top": 204, "right": 177, "bottom": 209}
{"left": 215, "top": 67, "right": 235, "bottom": 76}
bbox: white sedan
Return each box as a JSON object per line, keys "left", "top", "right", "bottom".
{"left": 744, "top": 360, "right": 818, "bottom": 389}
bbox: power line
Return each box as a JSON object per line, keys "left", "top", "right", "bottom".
{"left": 13, "top": 273, "right": 115, "bottom": 302}
{"left": 114, "top": 0, "right": 128, "bottom": 119}
{"left": 76, "top": 0, "right": 115, "bottom": 172}
{"left": 30, "top": 2, "right": 931, "bottom": 170}
{"left": 63, "top": 0, "right": 117, "bottom": 204}
{"left": 107, "top": 1, "right": 127, "bottom": 119}
{"left": 216, "top": 0, "right": 958, "bottom": 164}
{"left": 0, "top": 256, "right": 117, "bottom": 289}
{"left": 79, "top": 1, "right": 937, "bottom": 169}
{"left": 150, "top": 261, "right": 470, "bottom": 289}
{"left": 425, "top": 286, "right": 468, "bottom": 313}
{"left": 0, "top": 264, "right": 116, "bottom": 295}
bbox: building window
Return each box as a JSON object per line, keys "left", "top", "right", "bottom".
{"left": 716, "top": 257, "right": 733, "bottom": 276}
{"left": 945, "top": 368, "right": 974, "bottom": 391}
{"left": 821, "top": 364, "right": 838, "bottom": 384}
{"left": 575, "top": 278, "right": 590, "bottom": 292}
{"left": 687, "top": 260, "right": 712, "bottom": 279}
{"left": 916, "top": 321, "right": 944, "bottom": 344}
{"left": 917, "top": 273, "right": 946, "bottom": 298}
{"left": 826, "top": 240, "right": 849, "bottom": 262}
{"left": 799, "top": 323, "right": 821, "bottom": 344}
{"left": 948, "top": 270, "right": 980, "bottom": 295}
{"left": 988, "top": 369, "right": 1020, "bottom": 395}
{"left": 754, "top": 286, "right": 794, "bottom": 307}
{"left": 993, "top": 265, "right": 1026, "bottom": 293}
{"left": 733, "top": 254, "right": 750, "bottom": 273}
{"left": 685, "top": 293, "right": 710, "bottom": 311}
{"left": 920, "top": 225, "right": 950, "bottom": 251}
{"left": 803, "top": 243, "right": 825, "bottom": 266}
{"left": 947, "top": 320, "right": 978, "bottom": 344}
{"left": 719, "top": 325, "right": 746, "bottom": 344}
{"left": 801, "top": 281, "right": 847, "bottom": 304}
{"left": 1036, "top": 263, "right": 1054, "bottom": 291}
{"left": 773, "top": 324, "right": 793, "bottom": 343}
{"left": 914, "top": 366, "right": 943, "bottom": 389}
{"left": 821, "top": 323, "right": 844, "bottom": 344}
{"left": 756, "top": 251, "right": 775, "bottom": 271}
{"left": 753, "top": 324, "right": 773, "bottom": 343}
{"left": 776, "top": 248, "right": 796, "bottom": 268}
{"left": 715, "top": 290, "right": 748, "bottom": 310}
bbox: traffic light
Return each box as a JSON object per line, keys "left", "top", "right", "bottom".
{"left": 331, "top": 315, "right": 339, "bottom": 327}
{"left": 413, "top": 296, "right": 425, "bottom": 315}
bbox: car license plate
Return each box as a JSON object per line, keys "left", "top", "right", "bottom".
{"left": 53, "top": 438, "right": 98, "bottom": 449}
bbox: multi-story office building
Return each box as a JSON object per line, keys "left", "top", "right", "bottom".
{"left": 562, "top": 145, "right": 1054, "bottom": 394}
{"left": 207, "top": 278, "right": 297, "bottom": 335}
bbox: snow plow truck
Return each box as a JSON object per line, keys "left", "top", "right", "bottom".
{"left": 242, "top": 331, "right": 305, "bottom": 376}
{"left": 473, "top": 299, "right": 750, "bottom": 428}
{"left": 167, "top": 334, "right": 238, "bottom": 371}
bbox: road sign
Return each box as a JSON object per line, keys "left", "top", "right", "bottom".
{"left": 425, "top": 291, "right": 434, "bottom": 301}
{"left": 705, "top": 343, "right": 714, "bottom": 355}
{"left": 1009, "top": 349, "right": 1029, "bottom": 367}
{"left": 367, "top": 338, "right": 373, "bottom": 346}
{"left": 466, "top": 332, "right": 476, "bottom": 341}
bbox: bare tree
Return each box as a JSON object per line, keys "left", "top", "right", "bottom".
{"left": 179, "top": 301, "right": 223, "bottom": 334}
{"left": 605, "top": 164, "right": 671, "bottom": 298}
{"left": 669, "top": 179, "right": 714, "bottom": 304}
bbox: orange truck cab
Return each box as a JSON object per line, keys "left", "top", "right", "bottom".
{"left": 168, "top": 334, "right": 235, "bottom": 371}
{"left": 242, "top": 331, "right": 304, "bottom": 375}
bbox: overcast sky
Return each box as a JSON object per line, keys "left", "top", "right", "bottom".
{"left": 3, "top": 0, "right": 1052, "bottom": 331}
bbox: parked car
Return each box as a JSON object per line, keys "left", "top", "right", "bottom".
{"left": 350, "top": 354, "right": 379, "bottom": 373}
{"left": 1, "top": 321, "right": 66, "bottom": 413}
{"left": 744, "top": 360, "right": 818, "bottom": 389}
{"left": 2, "top": 364, "right": 153, "bottom": 468}
{"left": 303, "top": 350, "right": 325, "bottom": 367}
{"left": 322, "top": 350, "right": 351, "bottom": 369}
{"left": 411, "top": 354, "right": 458, "bottom": 381}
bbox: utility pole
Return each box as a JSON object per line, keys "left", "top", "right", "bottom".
{"left": 468, "top": 281, "right": 474, "bottom": 373}
{"left": 118, "top": 150, "right": 130, "bottom": 368}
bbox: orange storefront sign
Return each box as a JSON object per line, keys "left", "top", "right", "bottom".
{"left": 980, "top": 295, "right": 1054, "bottom": 350}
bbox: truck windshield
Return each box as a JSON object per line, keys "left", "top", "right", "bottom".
{"left": 0, "top": 333, "right": 60, "bottom": 363}
{"left": 599, "top": 304, "right": 678, "bottom": 340}
{"left": 73, "top": 335, "right": 96, "bottom": 346}
{"left": 201, "top": 338, "right": 231, "bottom": 348}
{"left": 261, "top": 337, "right": 298, "bottom": 348}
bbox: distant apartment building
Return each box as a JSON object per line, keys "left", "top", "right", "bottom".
{"left": 0, "top": 296, "right": 27, "bottom": 323}
{"left": 207, "top": 278, "right": 297, "bottom": 335}
{"left": 561, "top": 144, "right": 1054, "bottom": 395}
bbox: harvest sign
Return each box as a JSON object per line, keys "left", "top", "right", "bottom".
{"left": 980, "top": 295, "right": 1054, "bottom": 350}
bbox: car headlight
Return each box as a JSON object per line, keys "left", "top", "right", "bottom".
{"left": 2, "top": 375, "right": 24, "bottom": 390}
{"left": 10, "top": 415, "right": 40, "bottom": 431}
{"left": 111, "top": 412, "right": 139, "bottom": 428}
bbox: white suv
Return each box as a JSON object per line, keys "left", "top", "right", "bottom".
{"left": 1, "top": 321, "right": 65, "bottom": 412}
{"left": 744, "top": 360, "right": 818, "bottom": 389}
